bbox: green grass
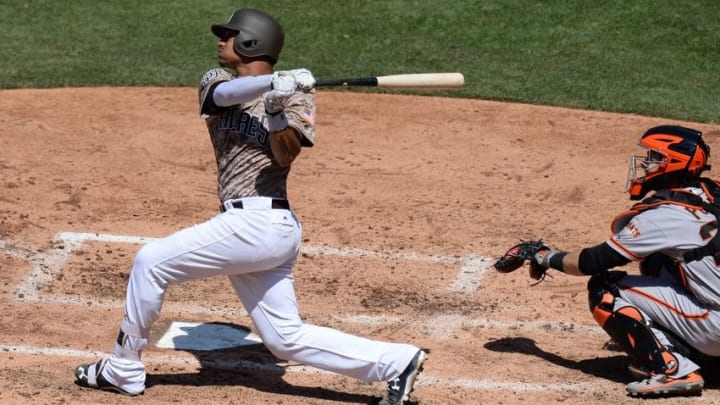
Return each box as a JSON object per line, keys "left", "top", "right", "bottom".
{"left": 1, "top": 0, "right": 718, "bottom": 123}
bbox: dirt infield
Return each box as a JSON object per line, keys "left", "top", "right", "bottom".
{"left": 1, "top": 87, "right": 718, "bottom": 404}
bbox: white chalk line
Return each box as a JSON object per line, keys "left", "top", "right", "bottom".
{"left": 6, "top": 231, "right": 602, "bottom": 336}
{"left": 13, "top": 231, "right": 489, "bottom": 298}
{"left": 5, "top": 231, "right": 602, "bottom": 336}
{"left": 0, "top": 343, "right": 591, "bottom": 394}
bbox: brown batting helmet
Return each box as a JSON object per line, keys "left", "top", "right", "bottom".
{"left": 211, "top": 8, "right": 285, "bottom": 65}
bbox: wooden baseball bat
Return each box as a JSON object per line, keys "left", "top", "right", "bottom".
{"left": 315, "top": 73, "right": 464, "bottom": 89}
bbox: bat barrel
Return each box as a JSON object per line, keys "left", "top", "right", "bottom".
{"left": 377, "top": 73, "right": 464, "bottom": 89}
{"left": 315, "top": 73, "right": 464, "bottom": 89}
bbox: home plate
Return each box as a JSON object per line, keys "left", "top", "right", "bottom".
{"left": 155, "top": 321, "right": 262, "bottom": 351}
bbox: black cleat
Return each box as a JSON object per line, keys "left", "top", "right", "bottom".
{"left": 379, "top": 349, "right": 428, "bottom": 405}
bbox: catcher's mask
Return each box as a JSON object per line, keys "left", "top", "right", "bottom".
{"left": 211, "top": 8, "right": 285, "bottom": 65}
{"left": 626, "top": 125, "right": 710, "bottom": 200}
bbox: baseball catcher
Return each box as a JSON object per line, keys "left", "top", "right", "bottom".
{"left": 494, "top": 125, "right": 720, "bottom": 398}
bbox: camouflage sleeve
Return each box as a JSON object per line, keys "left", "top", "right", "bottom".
{"left": 198, "top": 68, "right": 234, "bottom": 116}
{"left": 284, "top": 92, "right": 316, "bottom": 147}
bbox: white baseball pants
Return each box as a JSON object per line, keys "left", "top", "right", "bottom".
{"left": 101, "top": 197, "right": 419, "bottom": 394}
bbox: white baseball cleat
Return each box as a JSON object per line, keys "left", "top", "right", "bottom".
{"left": 75, "top": 358, "right": 143, "bottom": 396}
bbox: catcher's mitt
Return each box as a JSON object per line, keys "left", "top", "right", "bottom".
{"left": 493, "top": 240, "right": 550, "bottom": 273}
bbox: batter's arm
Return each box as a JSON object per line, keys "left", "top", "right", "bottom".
{"left": 213, "top": 75, "right": 273, "bottom": 106}
{"left": 270, "top": 128, "right": 302, "bottom": 167}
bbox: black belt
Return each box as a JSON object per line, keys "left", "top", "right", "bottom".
{"left": 221, "top": 199, "right": 290, "bottom": 212}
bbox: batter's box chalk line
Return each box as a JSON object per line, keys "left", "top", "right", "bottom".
{"left": 12, "top": 231, "right": 490, "bottom": 300}
{"left": 6, "top": 231, "right": 602, "bottom": 335}
{"left": 0, "top": 341, "right": 602, "bottom": 395}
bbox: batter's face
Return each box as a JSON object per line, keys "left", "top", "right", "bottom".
{"left": 216, "top": 35, "right": 242, "bottom": 69}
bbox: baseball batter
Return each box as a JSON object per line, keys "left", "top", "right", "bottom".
{"left": 74, "top": 8, "right": 427, "bottom": 405}
{"left": 524, "top": 125, "right": 720, "bottom": 398}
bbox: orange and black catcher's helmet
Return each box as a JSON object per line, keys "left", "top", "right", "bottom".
{"left": 626, "top": 125, "right": 711, "bottom": 200}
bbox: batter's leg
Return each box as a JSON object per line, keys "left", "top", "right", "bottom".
{"left": 82, "top": 209, "right": 301, "bottom": 394}
{"left": 229, "top": 265, "right": 420, "bottom": 382}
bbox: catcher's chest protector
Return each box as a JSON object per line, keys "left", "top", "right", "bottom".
{"left": 611, "top": 180, "right": 720, "bottom": 263}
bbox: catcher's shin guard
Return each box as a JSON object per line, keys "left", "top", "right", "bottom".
{"left": 588, "top": 275, "right": 678, "bottom": 375}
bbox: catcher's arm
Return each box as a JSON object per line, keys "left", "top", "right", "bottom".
{"left": 495, "top": 239, "right": 634, "bottom": 282}
{"left": 533, "top": 243, "right": 631, "bottom": 278}
{"left": 542, "top": 250, "right": 581, "bottom": 276}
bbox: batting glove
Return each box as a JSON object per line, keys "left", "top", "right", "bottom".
{"left": 289, "top": 68, "right": 316, "bottom": 93}
{"left": 267, "top": 72, "right": 296, "bottom": 108}
{"left": 263, "top": 91, "right": 289, "bottom": 132}
{"left": 264, "top": 72, "right": 295, "bottom": 131}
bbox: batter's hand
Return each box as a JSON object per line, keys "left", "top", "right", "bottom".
{"left": 271, "top": 71, "right": 297, "bottom": 94}
{"left": 265, "top": 72, "right": 295, "bottom": 114}
{"left": 289, "top": 68, "right": 316, "bottom": 93}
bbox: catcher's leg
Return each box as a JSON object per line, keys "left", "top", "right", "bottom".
{"left": 587, "top": 272, "right": 679, "bottom": 375}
